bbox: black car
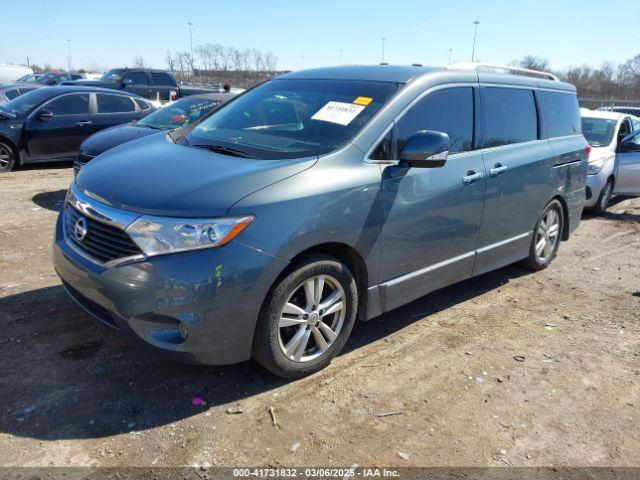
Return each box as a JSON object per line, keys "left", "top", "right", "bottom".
{"left": 35, "top": 72, "right": 84, "bottom": 86}
{"left": 0, "top": 84, "right": 42, "bottom": 104}
{"left": 0, "top": 86, "right": 154, "bottom": 172}
{"left": 65, "top": 68, "right": 219, "bottom": 101}
{"left": 74, "top": 93, "right": 235, "bottom": 174}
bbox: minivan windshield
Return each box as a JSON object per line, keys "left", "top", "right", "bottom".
{"left": 581, "top": 117, "right": 617, "bottom": 147}
{"left": 184, "top": 78, "right": 399, "bottom": 159}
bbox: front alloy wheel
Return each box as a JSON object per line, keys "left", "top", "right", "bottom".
{"left": 0, "top": 142, "right": 16, "bottom": 172}
{"left": 253, "top": 254, "right": 358, "bottom": 378}
{"left": 278, "top": 274, "right": 346, "bottom": 362}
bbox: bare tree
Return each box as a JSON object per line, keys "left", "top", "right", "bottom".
{"left": 132, "top": 56, "right": 147, "bottom": 68}
{"left": 165, "top": 50, "right": 176, "bottom": 75}
{"left": 165, "top": 41, "right": 283, "bottom": 87}
{"left": 512, "top": 55, "right": 550, "bottom": 72}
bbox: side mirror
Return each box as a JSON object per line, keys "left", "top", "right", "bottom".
{"left": 619, "top": 133, "right": 640, "bottom": 153}
{"left": 37, "top": 109, "right": 53, "bottom": 121}
{"left": 399, "top": 130, "right": 450, "bottom": 168}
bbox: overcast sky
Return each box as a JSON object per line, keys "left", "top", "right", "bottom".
{"left": 1, "top": 0, "right": 636, "bottom": 73}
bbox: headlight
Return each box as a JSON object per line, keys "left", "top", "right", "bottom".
{"left": 126, "top": 215, "right": 254, "bottom": 256}
{"left": 587, "top": 155, "right": 613, "bottom": 175}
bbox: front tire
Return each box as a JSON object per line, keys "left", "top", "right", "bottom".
{"left": 0, "top": 141, "right": 17, "bottom": 172}
{"left": 253, "top": 254, "right": 358, "bottom": 379}
{"left": 591, "top": 178, "right": 613, "bottom": 216}
{"left": 521, "top": 199, "right": 564, "bottom": 271}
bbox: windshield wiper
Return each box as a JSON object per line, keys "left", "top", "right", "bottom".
{"left": 192, "top": 144, "right": 256, "bottom": 158}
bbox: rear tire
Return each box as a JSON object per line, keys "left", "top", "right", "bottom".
{"left": 591, "top": 178, "right": 613, "bottom": 216}
{"left": 0, "top": 141, "right": 17, "bottom": 173}
{"left": 253, "top": 254, "right": 358, "bottom": 379}
{"left": 521, "top": 199, "right": 564, "bottom": 271}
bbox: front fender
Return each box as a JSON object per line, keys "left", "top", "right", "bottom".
{"left": 229, "top": 145, "right": 383, "bottom": 287}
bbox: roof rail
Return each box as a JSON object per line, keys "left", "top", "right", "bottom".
{"left": 447, "top": 62, "right": 559, "bottom": 81}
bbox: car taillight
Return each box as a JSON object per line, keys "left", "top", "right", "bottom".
{"left": 585, "top": 145, "right": 592, "bottom": 158}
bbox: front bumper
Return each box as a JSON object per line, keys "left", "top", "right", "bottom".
{"left": 584, "top": 169, "right": 609, "bottom": 208}
{"left": 53, "top": 212, "right": 287, "bottom": 365}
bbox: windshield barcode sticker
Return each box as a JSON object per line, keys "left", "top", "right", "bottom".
{"left": 311, "top": 101, "right": 366, "bottom": 126}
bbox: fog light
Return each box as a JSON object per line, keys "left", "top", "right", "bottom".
{"left": 178, "top": 322, "right": 189, "bottom": 340}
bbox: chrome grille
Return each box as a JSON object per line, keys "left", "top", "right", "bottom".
{"left": 64, "top": 205, "right": 142, "bottom": 263}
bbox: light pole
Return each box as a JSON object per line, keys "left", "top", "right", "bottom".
{"left": 449, "top": 48, "right": 453, "bottom": 64}
{"left": 187, "top": 22, "right": 194, "bottom": 78}
{"left": 301, "top": 55, "right": 304, "bottom": 70}
{"left": 381, "top": 37, "right": 386, "bottom": 63}
{"left": 66, "top": 39, "right": 72, "bottom": 71}
{"left": 339, "top": 49, "right": 343, "bottom": 65}
{"left": 471, "top": 20, "right": 480, "bottom": 62}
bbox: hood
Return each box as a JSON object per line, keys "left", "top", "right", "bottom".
{"left": 81, "top": 124, "right": 162, "bottom": 157}
{"left": 76, "top": 133, "right": 317, "bottom": 217}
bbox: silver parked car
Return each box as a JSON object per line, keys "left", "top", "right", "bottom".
{"left": 581, "top": 109, "right": 640, "bottom": 214}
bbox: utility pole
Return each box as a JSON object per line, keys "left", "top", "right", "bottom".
{"left": 301, "top": 55, "right": 304, "bottom": 70}
{"left": 471, "top": 20, "right": 480, "bottom": 62}
{"left": 448, "top": 48, "right": 453, "bottom": 64}
{"left": 66, "top": 39, "right": 72, "bottom": 71}
{"left": 339, "top": 49, "right": 343, "bottom": 65}
{"left": 381, "top": 37, "right": 386, "bottom": 63}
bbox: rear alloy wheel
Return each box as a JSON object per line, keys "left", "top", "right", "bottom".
{"left": 253, "top": 254, "right": 358, "bottom": 378}
{"left": 592, "top": 179, "right": 613, "bottom": 216}
{"left": 0, "top": 142, "right": 16, "bottom": 173}
{"left": 522, "top": 199, "right": 564, "bottom": 271}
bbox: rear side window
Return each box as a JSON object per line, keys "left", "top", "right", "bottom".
{"left": 46, "top": 93, "right": 90, "bottom": 115}
{"left": 539, "top": 91, "right": 580, "bottom": 138}
{"left": 484, "top": 88, "right": 537, "bottom": 147}
{"left": 396, "top": 87, "right": 474, "bottom": 154}
{"left": 4, "top": 89, "right": 20, "bottom": 100}
{"left": 151, "top": 72, "right": 174, "bottom": 86}
{"left": 97, "top": 94, "right": 136, "bottom": 113}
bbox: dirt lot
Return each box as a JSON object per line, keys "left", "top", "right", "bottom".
{"left": 0, "top": 165, "right": 639, "bottom": 468}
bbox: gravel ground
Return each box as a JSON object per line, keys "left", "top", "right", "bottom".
{"left": 0, "top": 165, "right": 638, "bottom": 468}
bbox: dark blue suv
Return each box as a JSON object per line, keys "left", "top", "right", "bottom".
{"left": 53, "top": 64, "right": 588, "bottom": 378}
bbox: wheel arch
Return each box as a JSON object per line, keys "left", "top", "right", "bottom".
{"left": 269, "top": 242, "right": 369, "bottom": 321}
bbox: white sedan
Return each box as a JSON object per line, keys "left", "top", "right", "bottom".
{"left": 581, "top": 108, "right": 640, "bottom": 214}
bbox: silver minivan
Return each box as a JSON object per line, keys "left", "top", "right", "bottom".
{"left": 54, "top": 63, "right": 588, "bottom": 378}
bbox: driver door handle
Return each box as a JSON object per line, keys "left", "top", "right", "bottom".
{"left": 75, "top": 120, "right": 92, "bottom": 127}
{"left": 462, "top": 170, "right": 484, "bottom": 184}
{"left": 489, "top": 163, "right": 508, "bottom": 176}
